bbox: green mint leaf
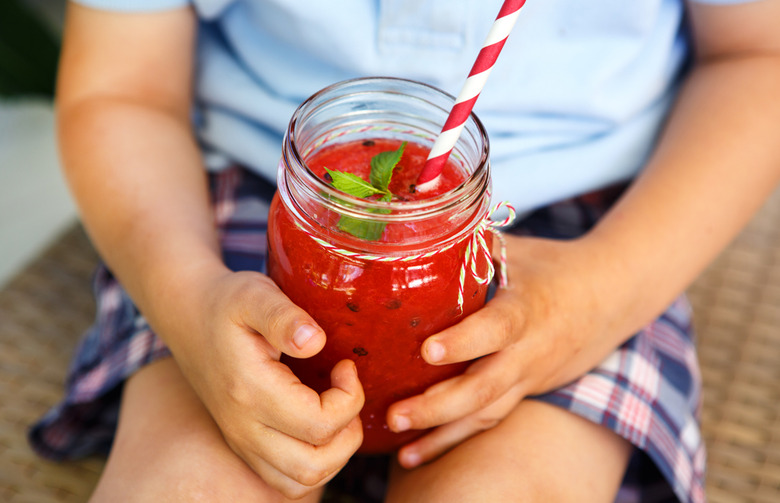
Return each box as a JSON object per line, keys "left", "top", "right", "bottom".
{"left": 326, "top": 143, "right": 404, "bottom": 241}
{"left": 336, "top": 192, "right": 392, "bottom": 241}
{"left": 369, "top": 141, "right": 406, "bottom": 192}
{"left": 325, "top": 168, "right": 385, "bottom": 198}
{"left": 337, "top": 215, "right": 386, "bottom": 241}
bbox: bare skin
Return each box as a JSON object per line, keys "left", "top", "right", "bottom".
{"left": 58, "top": 1, "right": 780, "bottom": 501}
{"left": 90, "top": 359, "right": 324, "bottom": 503}
{"left": 386, "top": 399, "right": 631, "bottom": 503}
{"left": 92, "top": 359, "right": 630, "bottom": 503}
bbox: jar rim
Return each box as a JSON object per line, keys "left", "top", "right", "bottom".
{"left": 282, "top": 76, "right": 490, "bottom": 222}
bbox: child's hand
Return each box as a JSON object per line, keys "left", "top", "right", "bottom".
{"left": 387, "top": 234, "right": 626, "bottom": 468}
{"left": 169, "top": 269, "right": 365, "bottom": 499}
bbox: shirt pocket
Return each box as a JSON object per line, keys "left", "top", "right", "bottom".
{"left": 377, "top": 0, "right": 469, "bottom": 54}
{"left": 191, "top": 0, "right": 236, "bottom": 18}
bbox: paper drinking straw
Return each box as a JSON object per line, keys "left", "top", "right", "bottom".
{"left": 416, "top": 0, "right": 526, "bottom": 192}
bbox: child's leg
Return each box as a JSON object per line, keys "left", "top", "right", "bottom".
{"left": 385, "top": 399, "right": 632, "bottom": 503}
{"left": 89, "top": 358, "right": 323, "bottom": 503}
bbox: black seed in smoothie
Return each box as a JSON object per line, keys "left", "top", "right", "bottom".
{"left": 324, "top": 172, "right": 333, "bottom": 183}
{"left": 385, "top": 299, "right": 402, "bottom": 310}
{"left": 410, "top": 317, "right": 421, "bottom": 327}
{"left": 472, "top": 289, "right": 479, "bottom": 298}
{"left": 408, "top": 184, "right": 416, "bottom": 194}
{"left": 345, "top": 321, "right": 354, "bottom": 327}
{"left": 347, "top": 302, "right": 360, "bottom": 312}
{"left": 362, "top": 140, "right": 375, "bottom": 147}
{"left": 353, "top": 347, "right": 368, "bottom": 357}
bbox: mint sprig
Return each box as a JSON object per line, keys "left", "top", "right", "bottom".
{"left": 369, "top": 145, "right": 405, "bottom": 193}
{"left": 325, "top": 142, "right": 406, "bottom": 241}
{"left": 324, "top": 169, "right": 385, "bottom": 198}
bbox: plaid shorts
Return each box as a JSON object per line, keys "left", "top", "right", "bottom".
{"left": 29, "top": 167, "right": 704, "bottom": 503}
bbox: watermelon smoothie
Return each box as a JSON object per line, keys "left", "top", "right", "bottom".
{"left": 267, "top": 77, "right": 492, "bottom": 453}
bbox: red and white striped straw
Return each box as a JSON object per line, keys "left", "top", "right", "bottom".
{"left": 416, "top": 0, "right": 526, "bottom": 192}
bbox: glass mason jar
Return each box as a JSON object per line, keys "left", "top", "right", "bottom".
{"left": 267, "top": 77, "right": 492, "bottom": 453}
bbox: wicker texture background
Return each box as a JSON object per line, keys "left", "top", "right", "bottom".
{"left": 0, "top": 227, "right": 102, "bottom": 502}
{"left": 1, "top": 188, "right": 779, "bottom": 502}
{"left": 687, "top": 187, "right": 780, "bottom": 503}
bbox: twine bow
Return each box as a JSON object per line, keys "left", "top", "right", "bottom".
{"left": 456, "top": 201, "right": 516, "bottom": 311}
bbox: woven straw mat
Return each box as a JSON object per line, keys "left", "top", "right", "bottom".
{"left": 2, "top": 188, "right": 780, "bottom": 502}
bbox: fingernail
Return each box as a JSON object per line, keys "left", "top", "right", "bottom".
{"left": 426, "top": 341, "right": 445, "bottom": 363}
{"left": 293, "top": 324, "right": 318, "bottom": 350}
{"left": 401, "top": 450, "right": 421, "bottom": 468}
{"left": 393, "top": 414, "right": 411, "bottom": 432}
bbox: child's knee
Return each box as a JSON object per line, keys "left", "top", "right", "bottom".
{"left": 93, "top": 443, "right": 283, "bottom": 503}
{"left": 387, "top": 465, "right": 557, "bottom": 503}
{"left": 387, "top": 400, "right": 631, "bottom": 503}
{"left": 92, "top": 421, "right": 284, "bottom": 502}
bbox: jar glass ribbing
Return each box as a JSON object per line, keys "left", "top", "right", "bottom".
{"left": 267, "top": 77, "right": 492, "bottom": 453}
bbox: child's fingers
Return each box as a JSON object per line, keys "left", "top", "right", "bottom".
{"left": 386, "top": 350, "right": 521, "bottom": 432}
{"left": 252, "top": 454, "right": 343, "bottom": 501}
{"left": 238, "top": 415, "right": 363, "bottom": 498}
{"left": 242, "top": 458, "right": 333, "bottom": 501}
{"left": 251, "top": 358, "right": 365, "bottom": 447}
{"left": 420, "top": 293, "right": 524, "bottom": 365}
{"left": 233, "top": 271, "right": 327, "bottom": 359}
{"left": 395, "top": 383, "right": 525, "bottom": 469}
{"left": 212, "top": 357, "right": 363, "bottom": 498}
{"left": 386, "top": 295, "right": 528, "bottom": 433}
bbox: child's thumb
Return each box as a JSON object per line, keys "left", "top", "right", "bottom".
{"left": 241, "top": 280, "right": 326, "bottom": 359}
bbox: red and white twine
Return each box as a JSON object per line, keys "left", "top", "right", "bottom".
{"left": 298, "top": 201, "right": 516, "bottom": 313}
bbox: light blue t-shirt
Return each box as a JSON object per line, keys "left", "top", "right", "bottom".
{"left": 74, "top": 0, "right": 753, "bottom": 213}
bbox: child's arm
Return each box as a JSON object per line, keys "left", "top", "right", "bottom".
{"left": 390, "top": 0, "right": 780, "bottom": 467}
{"left": 58, "top": 4, "right": 362, "bottom": 498}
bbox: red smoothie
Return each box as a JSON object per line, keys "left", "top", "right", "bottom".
{"left": 268, "top": 138, "right": 491, "bottom": 453}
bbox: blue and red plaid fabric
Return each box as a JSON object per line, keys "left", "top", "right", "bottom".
{"left": 29, "top": 167, "right": 704, "bottom": 503}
